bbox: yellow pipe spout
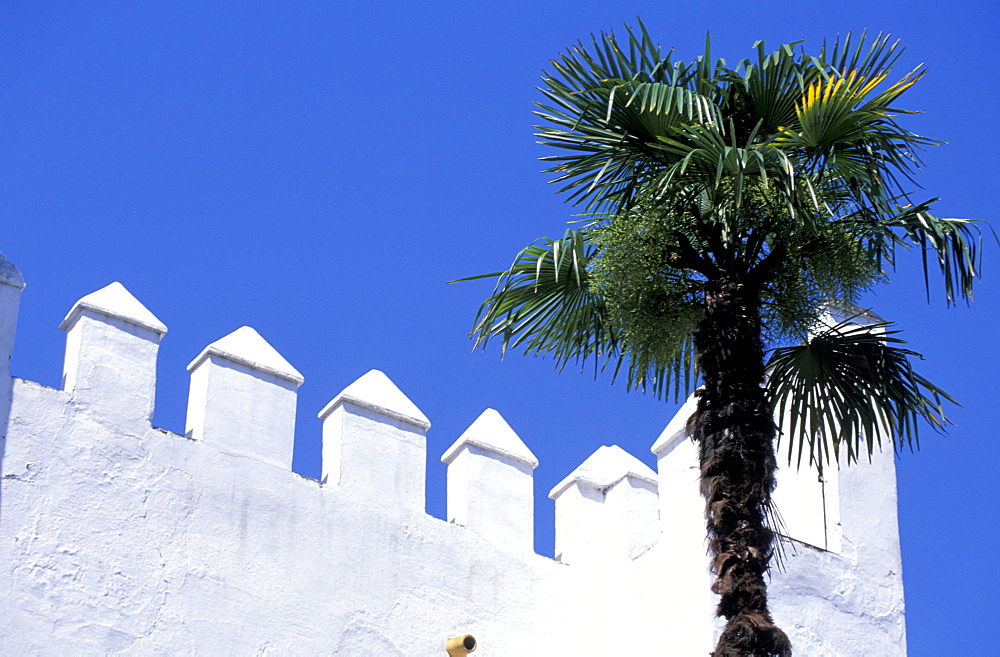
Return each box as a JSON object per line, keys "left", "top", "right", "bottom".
{"left": 445, "top": 635, "right": 476, "bottom": 655}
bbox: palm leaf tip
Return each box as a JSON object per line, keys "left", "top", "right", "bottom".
{"left": 882, "top": 205, "right": 991, "bottom": 306}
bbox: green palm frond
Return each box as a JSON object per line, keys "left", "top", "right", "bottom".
{"left": 454, "top": 229, "right": 615, "bottom": 369}
{"left": 455, "top": 228, "right": 699, "bottom": 399}
{"left": 535, "top": 22, "right": 727, "bottom": 211}
{"left": 775, "top": 67, "right": 937, "bottom": 202}
{"left": 767, "top": 318, "right": 955, "bottom": 467}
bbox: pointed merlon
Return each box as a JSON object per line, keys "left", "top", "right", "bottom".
{"left": 549, "top": 445, "right": 657, "bottom": 499}
{"left": 187, "top": 326, "right": 304, "bottom": 386}
{"left": 441, "top": 408, "right": 538, "bottom": 468}
{"left": 0, "top": 253, "right": 25, "bottom": 289}
{"left": 319, "top": 369, "right": 430, "bottom": 430}
{"left": 650, "top": 394, "right": 698, "bottom": 456}
{"left": 59, "top": 282, "right": 167, "bottom": 335}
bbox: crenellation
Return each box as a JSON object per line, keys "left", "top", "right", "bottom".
{"left": 549, "top": 445, "right": 659, "bottom": 565}
{"left": 185, "top": 326, "right": 302, "bottom": 469}
{"left": 442, "top": 409, "right": 537, "bottom": 554}
{"left": 59, "top": 282, "right": 166, "bottom": 429}
{"left": 319, "top": 369, "right": 428, "bottom": 513}
{"left": 0, "top": 264, "right": 910, "bottom": 655}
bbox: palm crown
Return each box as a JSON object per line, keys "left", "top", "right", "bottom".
{"left": 466, "top": 22, "right": 982, "bottom": 467}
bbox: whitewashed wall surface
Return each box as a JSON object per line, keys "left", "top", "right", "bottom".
{"left": 0, "top": 255, "right": 906, "bottom": 655}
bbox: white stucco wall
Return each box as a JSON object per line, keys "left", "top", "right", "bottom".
{"left": 0, "top": 265, "right": 906, "bottom": 655}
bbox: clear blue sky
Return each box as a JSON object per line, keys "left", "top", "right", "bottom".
{"left": 3, "top": 3, "right": 996, "bottom": 654}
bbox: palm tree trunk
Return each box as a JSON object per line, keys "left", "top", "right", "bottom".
{"left": 689, "top": 277, "right": 792, "bottom": 657}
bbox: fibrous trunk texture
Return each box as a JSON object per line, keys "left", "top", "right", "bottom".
{"left": 689, "top": 278, "right": 792, "bottom": 657}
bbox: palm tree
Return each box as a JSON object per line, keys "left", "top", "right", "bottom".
{"left": 459, "top": 22, "right": 985, "bottom": 656}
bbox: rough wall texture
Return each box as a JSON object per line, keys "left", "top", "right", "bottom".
{"left": 0, "top": 259, "right": 906, "bottom": 655}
